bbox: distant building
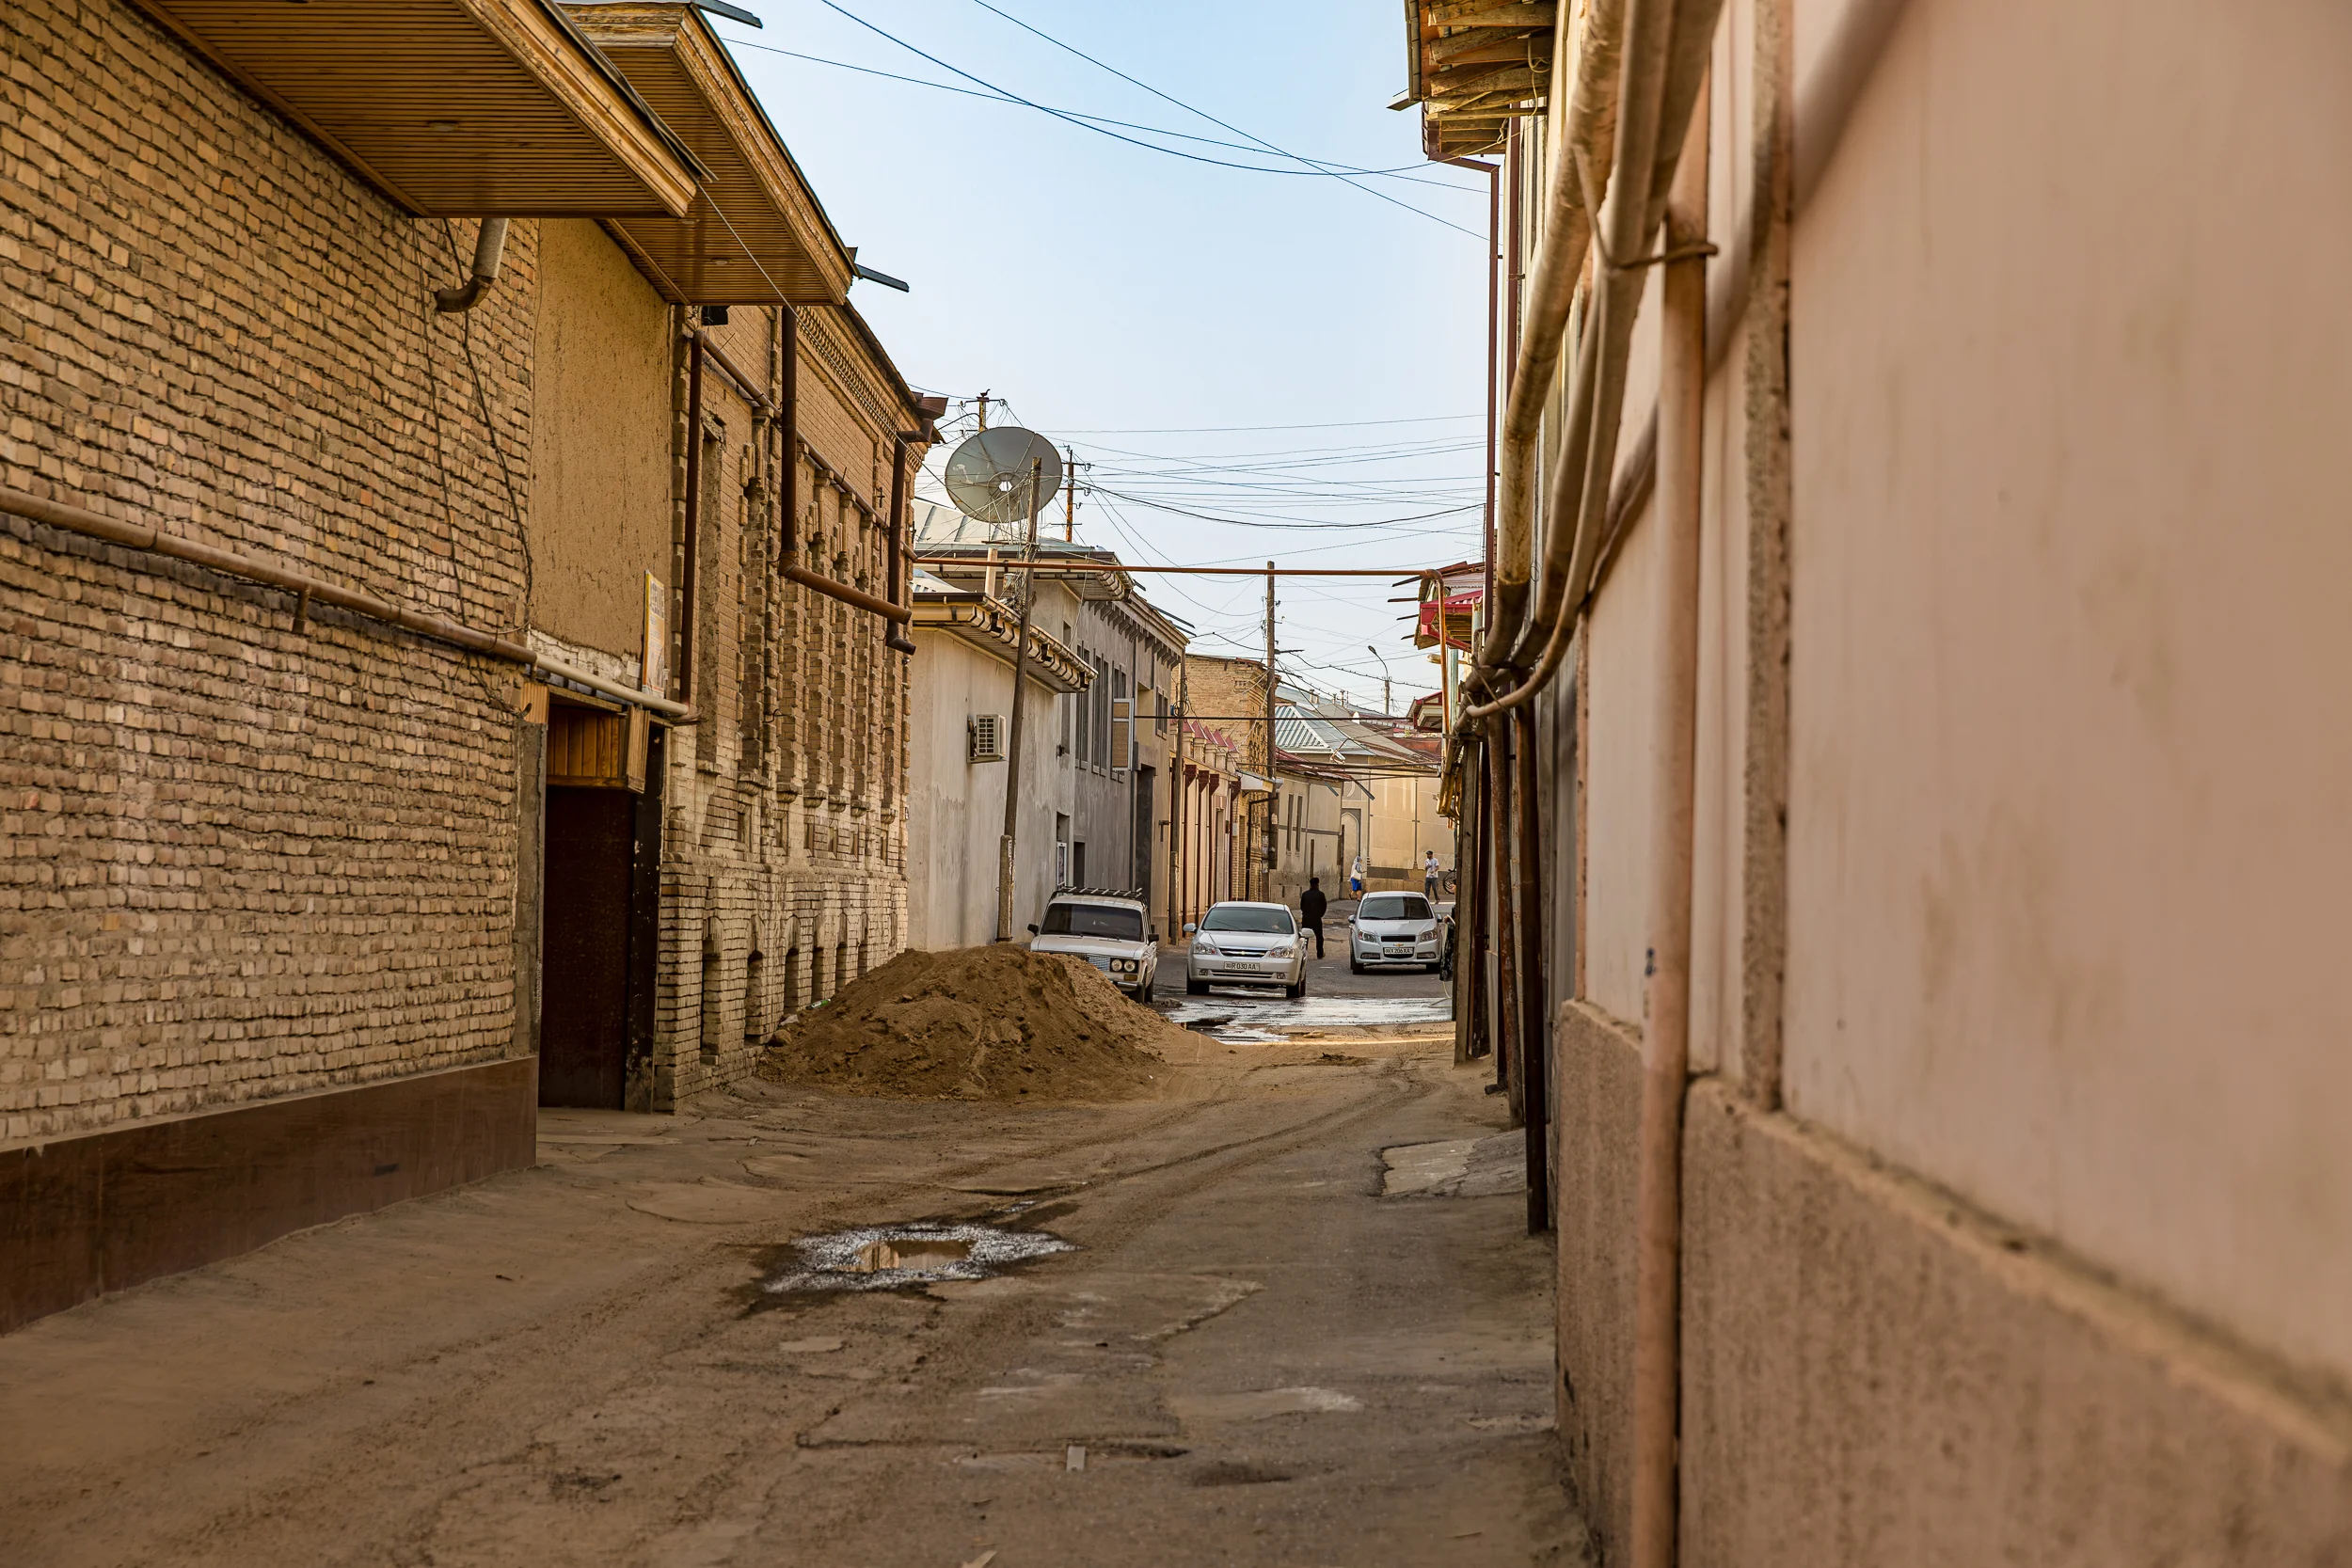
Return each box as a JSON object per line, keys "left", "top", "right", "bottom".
{"left": 904, "top": 571, "right": 1090, "bottom": 948}
{"left": 911, "top": 506, "right": 1188, "bottom": 943}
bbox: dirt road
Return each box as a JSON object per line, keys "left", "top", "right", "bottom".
{"left": 0, "top": 1031, "right": 1577, "bottom": 1567}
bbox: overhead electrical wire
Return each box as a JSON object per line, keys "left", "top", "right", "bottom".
{"left": 960, "top": 0, "right": 1484, "bottom": 240}
{"left": 722, "top": 34, "right": 1474, "bottom": 189}
{"left": 813, "top": 0, "right": 1483, "bottom": 237}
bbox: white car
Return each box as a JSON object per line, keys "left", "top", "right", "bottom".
{"left": 1183, "top": 901, "right": 1309, "bottom": 999}
{"left": 1028, "top": 891, "right": 1159, "bottom": 1001}
{"left": 1349, "top": 892, "right": 1442, "bottom": 974}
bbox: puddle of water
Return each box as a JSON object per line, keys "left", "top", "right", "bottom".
{"left": 761, "top": 1220, "right": 1074, "bottom": 1294}
{"left": 1158, "top": 993, "right": 1453, "bottom": 1041}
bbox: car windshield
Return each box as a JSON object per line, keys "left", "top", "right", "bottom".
{"left": 1041, "top": 902, "right": 1143, "bottom": 941}
{"left": 1359, "top": 894, "right": 1433, "bottom": 922}
{"left": 1200, "top": 906, "right": 1295, "bottom": 934}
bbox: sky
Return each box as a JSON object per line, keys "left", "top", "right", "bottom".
{"left": 708, "top": 0, "right": 1493, "bottom": 713}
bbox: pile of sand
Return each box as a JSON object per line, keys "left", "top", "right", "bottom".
{"left": 756, "top": 945, "right": 1198, "bottom": 1101}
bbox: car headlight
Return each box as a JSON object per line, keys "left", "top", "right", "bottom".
{"left": 1193, "top": 941, "right": 1218, "bottom": 956}
{"left": 1266, "top": 942, "right": 1295, "bottom": 958}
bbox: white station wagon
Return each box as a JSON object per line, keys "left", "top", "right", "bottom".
{"left": 1028, "top": 890, "right": 1159, "bottom": 1001}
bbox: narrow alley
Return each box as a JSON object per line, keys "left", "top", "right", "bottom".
{"left": 7, "top": 0, "right": 2351, "bottom": 1561}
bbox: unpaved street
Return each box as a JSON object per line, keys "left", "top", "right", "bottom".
{"left": 1, "top": 1026, "right": 1575, "bottom": 1568}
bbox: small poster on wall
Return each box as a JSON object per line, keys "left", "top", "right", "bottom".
{"left": 642, "top": 573, "right": 668, "bottom": 696}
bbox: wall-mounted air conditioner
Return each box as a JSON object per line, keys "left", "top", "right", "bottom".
{"left": 968, "top": 712, "right": 1007, "bottom": 764}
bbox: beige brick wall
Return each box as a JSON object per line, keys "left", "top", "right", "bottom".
{"left": 649, "top": 304, "right": 913, "bottom": 1107}
{"left": 0, "top": 0, "right": 533, "bottom": 1142}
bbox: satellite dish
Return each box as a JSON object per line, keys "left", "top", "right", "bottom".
{"left": 944, "top": 427, "right": 1062, "bottom": 526}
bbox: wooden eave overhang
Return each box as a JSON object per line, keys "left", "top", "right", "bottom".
{"left": 565, "top": 2, "right": 853, "bottom": 305}
{"left": 1398, "top": 0, "right": 1556, "bottom": 162}
{"left": 912, "top": 596, "right": 1091, "bottom": 694}
{"left": 126, "top": 0, "right": 700, "bottom": 216}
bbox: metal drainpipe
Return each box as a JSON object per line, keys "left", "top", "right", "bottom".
{"left": 1486, "top": 713, "right": 1519, "bottom": 1101}
{"left": 884, "top": 434, "right": 917, "bottom": 656}
{"left": 433, "top": 218, "right": 510, "bottom": 313}
{"left": 679, "top": 322, "right": 705, "bottom": 705}
{"left": 1514, "top": 701, "right": 1549, "bottom": 1233}
{"left": 1629, "top": 79, "right": 1709, "bottom": 1568}
{"left": 777, "top": 303, "right": 799, "bottom": 562}
{"left": 1474, "top": 0, "right": 1625, "bottom": 673}
{"left": 1459, "top": 0, "right": 1722, "bottom": 725}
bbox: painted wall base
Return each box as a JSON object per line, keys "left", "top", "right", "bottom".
{"left": 1551, "top": 1004, "right": 2352, "bottom": 1564}
{"left": 1, "top": 1057, "right": 537, "bottom": 1335}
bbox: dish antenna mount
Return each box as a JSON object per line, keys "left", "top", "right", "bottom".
{"left": 944, "top": 426, "right": 1062, "bottom": 528}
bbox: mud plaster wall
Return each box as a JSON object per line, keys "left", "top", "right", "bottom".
{"left": 529, "top": 220, "right": 674, "bottom": 663}
{"left": 1783, "top": 0, "right": 2352, "bottom": 1384}
{"left": 0, "top": 0, "right": 530, "bottom": 1142}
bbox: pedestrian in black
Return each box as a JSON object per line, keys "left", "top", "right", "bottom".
{"left": 1299, "top": 877, "right": 1328, "bottom": 958}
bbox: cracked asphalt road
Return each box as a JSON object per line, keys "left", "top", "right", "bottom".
{"left": 0, "top": 1031, "right": 1578, "bottom": 1567}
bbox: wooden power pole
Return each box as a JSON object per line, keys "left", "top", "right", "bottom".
{"left": 993, "top": 458, "right": 1044, "bottom": 942}
{"left": 1263, "top": 562, "right": 1277, "bottom": 902}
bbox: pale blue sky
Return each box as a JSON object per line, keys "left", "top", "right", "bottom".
{"left": 710, "top": 0, "right": 1492, "bottom": 711}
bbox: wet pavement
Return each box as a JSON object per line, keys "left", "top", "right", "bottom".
{"left": 1161, "top": 898, "right": 1454, "bottom": 1041}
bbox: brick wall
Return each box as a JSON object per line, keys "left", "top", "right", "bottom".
{"left": 0, "top": 0, "right": 533, "bottom": 1142}
{"left": 649, "top": 304, "right": 912, "bottom": 1106}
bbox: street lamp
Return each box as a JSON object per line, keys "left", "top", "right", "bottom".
{"left": 1366, "top": 644, "right": 1394, "bottom": 717}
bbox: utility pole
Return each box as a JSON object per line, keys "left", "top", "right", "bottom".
{"left": 975, "top": 390, "right": 990, "bottom": 432}
{"left": 993, "top": 457, "right": 1045, "bottom": 942}
{"left": 1064, "top": 445, "right": 1076, "bottom": 542}
{"left": 1263, "top": 562, "right": 1277, "bottom": 903}
{"left": 1168, "top": 661, "right": 1187, "bottom": 941}
{"left": 1367, "top": 642, "right": 1393, "bottom": 717}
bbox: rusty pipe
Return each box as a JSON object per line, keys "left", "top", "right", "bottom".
{"left": 884, "top": 433, "right": 917, "bottom": 655}
{"left": 433, "top": 217, "right": 508, "bottom": 313}
{"left": 783, "top": 560, "right": 913, "bottom": 624}
{"left": 0, "top": 485, "right": 691, "bottom": 720}
{"left": 679, "top": 325, "right": 705, "bottom": 704}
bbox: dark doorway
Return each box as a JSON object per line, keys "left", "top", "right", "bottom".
{"left": 1133, "top": 765, "right": 1155, "bottom": 898}
{"left": 541, "top": 786, "right": 632, "bottom": 1107}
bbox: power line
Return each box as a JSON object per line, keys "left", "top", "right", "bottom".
{"left": 721, "top": 34, "right": 1479, "bottom": 189}
{"left": 961, "top": 0, "right": 1484, "bottom": 241}
{"left": 814, "top": 0, "right": 1481, "bottom": 237}
{"left": 1057, "top": 413, "right": 1479, "bottom": 436}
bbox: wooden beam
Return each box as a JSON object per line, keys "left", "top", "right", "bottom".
{"left": 1427, "top": 63, "right": 1544, "bottom": 101}
{"left": 1432, "top": 35, "right": 1550, "bottom": 67}
{"left": 1426, "top": 0, "right": 1555, "bottom": 25}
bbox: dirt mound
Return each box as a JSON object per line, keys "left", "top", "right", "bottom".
{"left": 756, "top": 945, "right": 1198, "bottom": 1101}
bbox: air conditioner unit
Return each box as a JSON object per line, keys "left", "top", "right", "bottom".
{"left": 968, "top": 712, "right": 1007, "bottom": 764}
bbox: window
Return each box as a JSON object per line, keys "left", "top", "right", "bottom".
{"left": 1359, "top": 894, "right": 1434, "bottom": 922}
{"left": 1200, "top": 905, "right": 1295, "bottom": 934}
{"left": 1075, "top": 650, "right": 1093, "bottom": 762}
{"left": 1041, "top": 901, "right": 1144, "bottom": 941}
{"left": 1110, "top": 670, "right": 1131, "bottom": 773}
